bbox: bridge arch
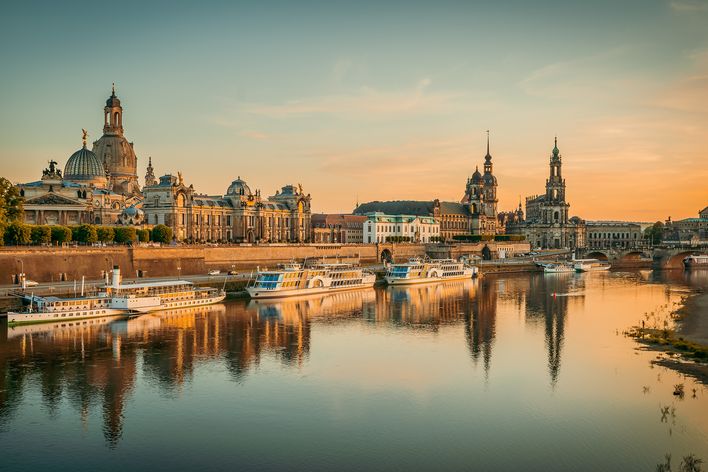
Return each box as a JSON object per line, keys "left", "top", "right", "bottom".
{"left": 585, "top": 251, "right": 609, "bottom": 261}
{"left": 380, "top": 248, "right": 393, "bottom": 263}
{"left": 665, "top": 251, "right": 703, "bottom": 269}
{"left": 620, "top": 251, "right": 645, "bottom": 262}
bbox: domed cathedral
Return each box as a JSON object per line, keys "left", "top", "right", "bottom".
{"left": 92, "top": 84, "right": 141, "bottom": 196}
{"left": 505, "top": 137, "right": 586, "bottom": 249}
{"left": 17, "top": 130, "right": 137, "bottom": 226}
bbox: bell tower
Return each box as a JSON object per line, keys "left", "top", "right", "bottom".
{"left": 103, "top": 83, "right": 123, "bottom": 136}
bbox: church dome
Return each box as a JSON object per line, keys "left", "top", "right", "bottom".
{"left": 64, "top": 145, "right": 106, "bottom": 182}
{"left": 106, "top": 90, "right": 121, "bottom": 107}
{"left": 471, "top": 167, "right": 482, "bottom": 183}
{"left": 226, "top": 177, "right": 251, "bottom": 196}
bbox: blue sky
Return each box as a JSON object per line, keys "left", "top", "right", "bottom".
{"left": 1, "top": 0, "right": 707, "bottom": 219}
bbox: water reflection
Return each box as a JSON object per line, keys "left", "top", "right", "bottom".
{"left": 0, "top": 271, "right": 706, "bottom": 456}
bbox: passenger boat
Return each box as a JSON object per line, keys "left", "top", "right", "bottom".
{"left": 539, "top": 262, "right": 576, "bottom": 273}
{"left": 246, "top": 261, "right": 376, "bottom": 299}
{"left": 6, "top": 267, "right": 225, "bottom": 325}
{"left": 684, "top": 254, "right": 708, "bottom": 269}
{"left": 384, "top": 258, "right": 477, "bottom": 285}
{"left": 573, "top": 259, "right": 611, "bottom": 272}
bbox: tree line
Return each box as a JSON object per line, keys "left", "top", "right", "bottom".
{"left": 1, "top": 222, "right": 173, "bottom": 246}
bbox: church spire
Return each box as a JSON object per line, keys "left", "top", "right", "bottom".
{"left": 486, "top": 129, "right": 490, "bottom": 158}
{"left": 144, "top": 156, "right": 156, "bottom": 187}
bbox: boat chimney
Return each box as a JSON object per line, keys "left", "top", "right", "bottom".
{"left": 112, "top": 266, "right": 121, "bottom": 289}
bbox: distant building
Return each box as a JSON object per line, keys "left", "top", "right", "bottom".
{"left": 311, "top": 214, "right": 366, "bottom": 243}
{"left": 507, "top": 138, "right": 585, "bottom": 249}
{"left": 585, "top": 221, "right": 644, "bottom": 249}
{"left": 363, "top": 212, "right": 440, "bottom": 243}
{"left": 355, "top": 134, "right": 499, "bottom": 240}
{"left": 663, "top": 206, "right": 708, "bottom": 243}
{"left": 142, "top": 174, "right": 312, "bottom": 243}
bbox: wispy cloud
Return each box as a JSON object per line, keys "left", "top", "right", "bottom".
{"left": 240, "top": 79, "right": 464, "bottom": 119}
{"left": 669, "top": 1, "right": 708, "bottom": 12}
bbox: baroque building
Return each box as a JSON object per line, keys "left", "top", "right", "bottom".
{"left": 354, "top": 134, "right": 499, "bottom": 240}
{"left": 311, "top": 214, "right": 367, "bottom": 243}
{"left": 17, "top": 131, "right": 138, "bottom": 226}
{"left": 506, "top": 138, "right": 585, "bottom": 249}
{"left": 92, "top": 85, "right": 141, "bottom": 196}
{"left": 141, "top": 173, "right": 312, "bottom": 243}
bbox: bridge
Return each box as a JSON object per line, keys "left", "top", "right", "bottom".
{"left": 578, "top": 244, "right": 708, "bottom": 269}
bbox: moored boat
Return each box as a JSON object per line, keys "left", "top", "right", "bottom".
{"left": 540, "top": 262, "right": 575, "bottom": 273}
{"left": 246, "top": 261, "right": 376, "bottom": 299}
{"left": 573, "top": 259, "right": 611, "bottom": 272}
{"left": 683, "top": 254, "right": 708, "bottom": 269}
{"left": 6, "top": 267, "right": 225, "bottom": 325}
{"left": 384, "top": 258, "right": 477, "bottom": 285}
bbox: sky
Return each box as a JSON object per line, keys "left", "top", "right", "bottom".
{"left": 0, "top": 0, "right": 706, "bottom": 221}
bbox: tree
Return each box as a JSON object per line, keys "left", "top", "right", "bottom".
{"left": 0, "top": 176, "right": 23, "bottom": 225}
{"left": 151, "top": 224, "right": 173, "bottom": 243}
{"left": 30, "top": 225, "right": 52, "bottom": 245}
{"left": 75, "top": 224, "right": 98, "bottom": 244}
{"left": 114, "top": 226, "right": 137, "bottom": 244}
{"left": 97, "top": 226, "right": 115, "bottom": 243}
{"left": 51, "top": 225, "right": 72, "bottom": 244}
{"left": 644, "top": 221, "right": 664, "bottom": 245}
{"left": 4, "top": 222, "right": 31, "bottom": 245}
{"left": 136, "top": 228, "right": 150, "bottom": 242}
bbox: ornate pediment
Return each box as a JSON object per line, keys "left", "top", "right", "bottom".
{"left": 25, "top": 193, "right": 84, "bottom": 206}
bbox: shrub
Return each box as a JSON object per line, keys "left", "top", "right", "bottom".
{"left": 96, "top": 226, "right": 115, "bottom": 243}
{"left": 51, "top": 225, "right": 72, "bottom": 244}
{"left": 114, "top": 227, "right": 137, "bottom": 244}
{"left": 151, "top": 224, "right": 173, "bottom": 244}
{"left": 4, "top": 222, "right": 31, "bottom": 245}
{"left": 30, "top": 225, "right": 52, "bottom": 244}
{"left": 75, "top": 224, "right": 98, "bottom": 244}
{"left": 137, "top": 228, "right": 150, "bottom": 242}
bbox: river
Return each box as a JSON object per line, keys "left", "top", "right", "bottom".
{"left": 1, "top": 270, "right": 707, "bottom": 471}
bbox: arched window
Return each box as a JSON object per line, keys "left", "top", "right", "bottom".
{"left": 114, "top": 112, "right": 119, "bottom": 126}
{"left": 554, "top": 211, "right": 559, "bottom": 222}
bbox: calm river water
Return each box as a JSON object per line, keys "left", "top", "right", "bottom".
{"left": 1, "top": 270, "right": 707, "bottom": 471}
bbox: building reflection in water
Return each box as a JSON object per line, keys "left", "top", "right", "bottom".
{"left": 0, "top": 272, "right": 600, "bottom": 447}
{"left": 523, "top": 273, "right": 585, "bottom": 386}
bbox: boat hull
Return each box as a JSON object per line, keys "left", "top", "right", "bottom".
{"left": 246, "top": 282, "right": 375, "bottom": 299}
{"left": 7, "top": 308, "right": 128, "bottom": 325}
{"left": 385, "top": 271, "right": 474, "bottom": 286}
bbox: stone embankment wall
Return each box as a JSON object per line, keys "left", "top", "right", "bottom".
{"left": 0, "top": 244, "right": 403, "bottom": 283}
{"left": 0, "top": 241, "right": 533, "bottom": 284}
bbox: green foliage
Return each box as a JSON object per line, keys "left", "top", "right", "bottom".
{"left": 51, "top": 225, "right": 72, "bottom": 244}
{"left": 0, "top": 176, "right": 24, "bottom": 225}
{"left": 96, "top": 226, "right": 115, "bottom": 243}
{"left": 114, "top": 226, "right": 137, "bottom": 244}
{"left": 151, "top": 224, "right": 172, "bottom": 243}
{"left": 75, "top": 224, "right": 98, "bottom": 244}
{"left": 644, "top": 221, "right": 664, "bottom": 244}
{"left": 4, "top": 221, "right": 31, "bottom": 245}
{"left": 136, "top": 228, "right": 150, "bottom": 242}
{"left": 30, "top": 225, "right": 52, "bottom": 244}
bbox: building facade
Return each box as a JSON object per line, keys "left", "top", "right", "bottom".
{"left": 585, "top": 221, "right": 644, "bottom": 249}
{"left": 663, "top": 206, "right": 708, "bottom": 243}
{"left": 354, "top": 135, "right": 499, "bottom": 241}
{"left": 507, "top": 138, "right": 586, "bottom": 249}
{"left": 363, "top": 212, "right": 440, "bottom": 243}
{"left": 142, "top": 174, "right": 312, "bottom": 243}
{"left": 311, "top": 214, "right": 366, "bottom": 243}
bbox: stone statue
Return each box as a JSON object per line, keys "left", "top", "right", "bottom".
{"left": 297, "top": 183, "right": 303, "bottom": 194}
{"left": 81, "top": 128, "right": 88, "bottom": 146}
{"left": 177, "top": 171, "right": 184, "bottom": 185}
